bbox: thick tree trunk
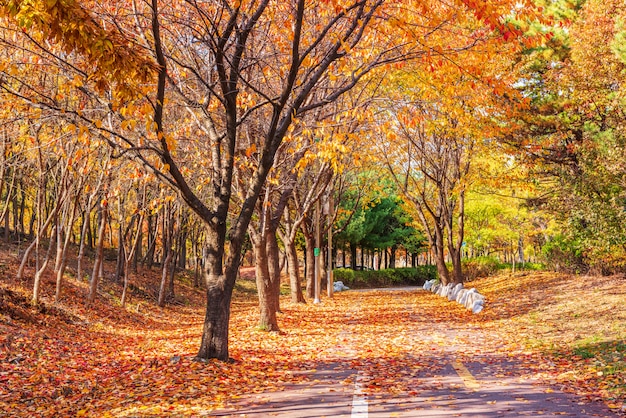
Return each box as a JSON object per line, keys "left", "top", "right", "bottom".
{"left": 196, "top": 213, "right": 240, "bottom": 361}
{"left": 254, "top": 240, "right": 280, "bottom": 331}
{"left": 197, "top": 274, "right": 234, "bottom": 361}
{"left": 267, "top": 231, "right": 282, "bottom": 314}
{"left": 450, "top": 248, "right": 463, "bottom": 284}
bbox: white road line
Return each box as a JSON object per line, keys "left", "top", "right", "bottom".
{"left": 351, "top": 371, "right": 368, "bottom": 417}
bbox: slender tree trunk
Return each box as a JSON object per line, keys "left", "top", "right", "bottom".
{"left": 433, "top": 224, "right": 450, "bottom": 284}
{"left": 303, "top": 230, "right": 315, "bottom": 299}
{"left": 285, "top": 239, "right": 305, "bottom": 303}
{"left": 121, "top": 258, "right": 131, "bottom": 307}
{"left": 55, "top": 196, "right": 79, "bottom": 302}
{"left": 32, "top": 226, "right": 56, "bottom": 305}
{"left": 18, "top": 195, "right": 63, "bottom": 281}
{"left": 361, "top": 247, "right": 365, "bottom": 269}
{"left": 115, "top": 224, "right": 125, "bottom": 283}
{"left": 158, "top": 205, "right": 172, "bottom": 307}
{"left": 18, "top": 185, "right": 26, "bottom": 238}
{"left": 158, "top": 249, "right": 172, "bottom": 307}
{"left": 349, "top": 242, "right": 357, "bottom": 268}
{"left": 87, "top": 202, "right": 108, "bottom": 305}
{"left": 144, "top": 212, "right": 157, "bottom": 269}
{"left": 168, "top": 244, "right": 178, "bottom": 299}
{"left": 76, "top": 200, "right": 93, "bottom": 282}
{"left": 121, "top": 214, "right": 143, "bottom": 308}
{"left": 0, "top": 169, "right": 17, "bottom": 242}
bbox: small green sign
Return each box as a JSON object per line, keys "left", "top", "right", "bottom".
{"left": 314, "top": 247, "right": 320, "bottom": 257}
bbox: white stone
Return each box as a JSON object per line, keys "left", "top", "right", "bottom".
{"left": 333, "top": 281, "right": 350, "bottom": 292}
{"left": 472, "top": 301, "right": 484, "bottom": 314}
{"left": 465, "top": 292, "right": 476, "bottom": 310}
{"left": 439, "top": 284, "right": 451, "bottom": 297}
{"left": 448, "top": 283, "right": 463, "bottom": 301}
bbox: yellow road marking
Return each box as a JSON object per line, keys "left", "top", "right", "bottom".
{"left": 452, "top": 360, "right": 480, "bottom": 389}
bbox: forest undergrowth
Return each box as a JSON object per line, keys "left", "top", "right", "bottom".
{"left": 0, "top": 242, "right": 624, "bottom": 416}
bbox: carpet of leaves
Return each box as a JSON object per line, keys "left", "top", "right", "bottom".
{"left": 471, "top": 272, "right": 626, "bottom": 414}
{"left": 0, "top": 258, "right": 624, "bottom": 416}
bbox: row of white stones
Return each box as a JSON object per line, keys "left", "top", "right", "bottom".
{"left": 423, "top": 280, "right": 485, "bottom": 314}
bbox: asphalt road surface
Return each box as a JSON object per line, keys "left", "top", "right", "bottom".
{"left": 210, "top": 288, "right": 619, "bottom": 418}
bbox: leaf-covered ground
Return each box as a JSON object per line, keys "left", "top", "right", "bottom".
{"left": 0, "top": 252, "right": 624, "bottom": 416}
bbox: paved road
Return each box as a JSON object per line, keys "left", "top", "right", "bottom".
{"left": 210, "top": 288, "right": 619, "bottom": 417}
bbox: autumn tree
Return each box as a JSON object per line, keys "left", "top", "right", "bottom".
{"left": 504, "top": 0, "right": 626, "bottom": 272}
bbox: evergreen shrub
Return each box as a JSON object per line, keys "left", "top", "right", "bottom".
{"left": 333, "top": 266, "right": 437, "bottom": 288}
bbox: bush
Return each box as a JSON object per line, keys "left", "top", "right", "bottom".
{"left": 333, "top": 266, "right": 437, "bottom": 288}
{"left": 333, "top": 268, "right": 355, "bottom": 284}
{"left": 462, "top": 256, "right": 507, "bottom": 281}
{"left": 542, "top": 235, "right": 587, "bottom": 274}
{"left": 461, "top": 257, "right": 545, "bottom": 281}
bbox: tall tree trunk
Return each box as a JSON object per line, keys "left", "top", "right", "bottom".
{"left": 114, "top": 224, "right": 125, "bottom": 283}
{"left": 158, "top": 249, "right": 172, "bottom": 307}
{"left": 253, "top": 239, "right": 280, "bottom": 331}
{"left": 350, "top": 242, "right": 357, "bottom": 269}
{"left": 158, "top": 204, "right": 172, "bottom": 307}
{"left": 76, "top": 200, "right": 93, "bottom": 282}
{"left": 433, "top": 223, "right": 450, "bottom": 284}
{"left": 168, "top": 245, "right": 178, "bottom": 299}
{"left": 267, "top": 231, "right": 282, "bottom": 314}
{"left": 87, "top": 202, "right": 108, "bottom": 305}
{"left": 121, "top": 213, "right": 143, "bottom": 308}
{"left": 285, "top": 239, "right": 305, "bottom": 303}
{"left": 55, "top": 194, "right": 79, "bottom": 302}
{"left": 33, "top": 226, "right": 56, "bottom": 305}
{"left": 303, "top": 228, "right": 315, "bottom": 299}
{"left": 144, "top": 212, "right": 157, "bottom": 269}
{"left": 18, "top": 184, "right": 26, "bottom": 238}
